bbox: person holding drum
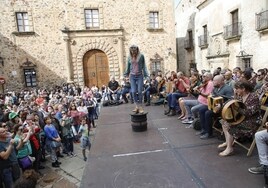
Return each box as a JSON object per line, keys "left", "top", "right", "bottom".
{"left": 219, "top": 80, "right": 262, "bottom": 156}
{"left": 248, "top": 122, "right": 268, "bottom": 186}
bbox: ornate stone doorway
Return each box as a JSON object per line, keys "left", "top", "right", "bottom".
{"left": 83, "top": 50, "right": 110, "bottom": 88}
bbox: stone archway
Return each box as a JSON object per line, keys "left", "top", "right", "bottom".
{"left": 73, "top": 39, "right": 119, "bottom": 87}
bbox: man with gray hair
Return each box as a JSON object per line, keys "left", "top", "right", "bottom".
{"left": 198, "top": 74, "right": 234, "bottom": 139}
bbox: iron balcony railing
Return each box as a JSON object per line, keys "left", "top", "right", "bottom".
{"left": 184, "top": 39, "right": 194, "bottom": 50}
{"left": 256, "top": 10, "right": 268, "bottom": 31}
{"left": 198, "top": 35, "right": 208, "bottom": 47}
{"left": 223, "top": 22, "right": 241, "bottom": 40}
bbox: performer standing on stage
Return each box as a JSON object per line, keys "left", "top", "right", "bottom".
{"left": 124, "top": 45, "right": 149, "bottom": 114}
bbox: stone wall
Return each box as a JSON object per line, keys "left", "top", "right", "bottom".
{"left": 176, "top": 0, "right": 268, "bottom": 73}
{"left": 0, "top": 0, "right": 176, "bottom": 91}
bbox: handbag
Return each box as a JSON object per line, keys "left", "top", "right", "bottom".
{"left": 18, "top": 156, "right": 32, "bottom": 170}
{"left": 51, "top": 140, "right": 61, "bottom": 148}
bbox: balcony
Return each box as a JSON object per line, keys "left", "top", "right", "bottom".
{"left": 223, "top": 22, "right": 241, "bottom": 40}
{"left": 184, "top": 39, "right": 194, "bottom": 50}
{"left": 198, "top": 35, "right": 208, "bottom": 48}
{"left": 256, "top": 10, "right": 268, "bottom": 31}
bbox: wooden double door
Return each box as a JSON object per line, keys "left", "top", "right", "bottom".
{"left": 83, "top": 50, "right": 110, "bottom": 88}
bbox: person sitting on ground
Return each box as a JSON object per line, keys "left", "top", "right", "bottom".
{"left": 143, "top": 73, "right": 158, "bottom": 106}
{"left": 248, "top": 122, "right": 268, "bottom": 186}
{"left": 218, "top": 80, "right": 262, "bottom": 156}
{"left": 107, "top": 76, "right": 121, "bottom": 102}
{"left": 120, "top": 77, "right": 133, "bottom": 104}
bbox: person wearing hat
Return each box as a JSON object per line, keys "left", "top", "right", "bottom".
{"left": 6, "top": 112, "right": 20, "bottom": 133}
{"left": 124, "top": 45, "right": 149, "bottom": 113}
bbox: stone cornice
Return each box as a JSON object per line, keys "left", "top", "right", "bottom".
{"left": 206, "top": 53, "right": 230, "bottom": 59}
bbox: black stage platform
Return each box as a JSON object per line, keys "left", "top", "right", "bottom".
{"left": 81, "top": 103, "right": 263, "bottom": 188}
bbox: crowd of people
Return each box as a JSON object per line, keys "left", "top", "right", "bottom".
{"left": 0, "top": 84, "right": 100, "bottom": 188}
{"left": 1, "top": 64, "right": 268, "bottom": 187}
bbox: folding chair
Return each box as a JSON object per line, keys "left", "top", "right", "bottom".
{"left": 235, "top": 106, "right": 268, "bottom": 156}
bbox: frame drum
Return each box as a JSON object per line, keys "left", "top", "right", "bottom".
{"left": 221, "top": 100, "right": 246, "bottom": 125}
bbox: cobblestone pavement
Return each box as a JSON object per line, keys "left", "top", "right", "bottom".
{"left": 36, "top": 129, "right": 96, "bottom": 188}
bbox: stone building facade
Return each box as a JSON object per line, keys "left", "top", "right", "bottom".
{"left": 0, "top": 0, "right": 176, "bottom": 92}
{"left": 175, "top": 0, "right": 268, "bottom": 74}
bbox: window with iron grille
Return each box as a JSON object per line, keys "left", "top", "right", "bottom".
{"left": 16, "top": 12, "right": 29, "bottom": 32}
{"left": 24, "top": 68, "right": 37, "bottom": 87}
{"left": 85, "top": 9, "right": 99, "bottom": 29}
{"left": 150, "top": 61, "right": 161, "bottom": 73}
{"left": 243, "top": 58, "right": 251, "bottom": 69}
{"left": 149, "top": 12, "right": 159, "bottom": 29}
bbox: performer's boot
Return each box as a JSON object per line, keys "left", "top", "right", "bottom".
{"left": 139, "top": 106, "right": 144, "bottom": 114}
{"left": 132, "top": 105, "right": 139, "bottom": 113}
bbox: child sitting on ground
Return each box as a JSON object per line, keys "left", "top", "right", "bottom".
{"left": 78, "top": 117, "right": 91, "bottom": 161}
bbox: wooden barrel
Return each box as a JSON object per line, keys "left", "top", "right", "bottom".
{"left": 130, "top": 113, "right": 148, "bottom": 132}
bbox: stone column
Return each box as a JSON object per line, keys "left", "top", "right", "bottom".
{"left": 63, "top": 36, "right": 73, "bottom": 82}
{"left": 118, "top": 36, "right": 125, "bottom": 76}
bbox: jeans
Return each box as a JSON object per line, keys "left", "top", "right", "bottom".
{"left": 184, "top": 99, "right": 199, "bottom": 118}
{"left": 121, "top": 87, "right": 133, "bottom": 103}
{"left": 0, "top": 167, "right": 13, "bottom": 188}
{"left": 199, "top": 106, "right": 213, "bottom": 135}
{"left": 144, "top": 87, "right": 157, "bottom": 104}
{"left": 130, "top": 74, "right": 144, "bottom": 104}
{"left": 255, "top": 130, "right": 268, "bottom": 166}
{"left": 167, "top": 92, "right": 188, "bottom": 110}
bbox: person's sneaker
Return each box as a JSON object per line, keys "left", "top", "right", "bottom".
{"left": 55, "top": 160, "right": 61, "bottom": 165}
{"left": 71, "top": 152, "right": 77, "bottom": 157}
{"left": 185, "top": 124, "right": 193, "bottom": 128}
{"left": 38, "top": 165, "right": 45, "bottom": 169}
{"left": 248, "top": 165, "right": 265, "bottom": 174}
{"left": 182, "top": 119, "right": 193, "bottom": 124}
{"left": 145, "top": 103, "right": 150, "bottom": 106}
{"left": 84, "top": 157, "right": 87, "bottom": 161}
{"left": 196, "top": 131, "right": 205, "bottom": 136}
{"left": 52, "top": 162, "right": 60, "bottom": 168}
{"left": 57, "top": 153, "right": 64, "bottom": 158}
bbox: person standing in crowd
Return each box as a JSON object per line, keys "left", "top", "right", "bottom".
{"left": 44, "top": 116, "right": 62, "bottom": 168}
{"left": 124, "top": 45, "right": 149, "bottom": 114}
{"left": 78, "top": 117, "right": 91, "bottom": 161}
{"left": 0, "top": 127, "right": 20, "bottom": 188}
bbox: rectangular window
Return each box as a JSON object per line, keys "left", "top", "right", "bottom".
{"left": 231, "top": 9, "right": 239, "bottom": 35}
{"left": 24, "top": 69, "right": 37, "bottom": 87}
{"left": 243, "top": 58, "right": 251, "bottom": 69}
{"left": 85, "top": 9, "right": 99, "bottom": 29}
{"left": 16, "top": 12, "right": 29, "bottom": 32}
{"left": 149, "top": 12, "right": 159, "bottom": 29}
{"left": 203, "top": 25, "right": 207, "bottom": 43}
{"left": 151, "top": 61, "right": 161, "bottom": 72}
